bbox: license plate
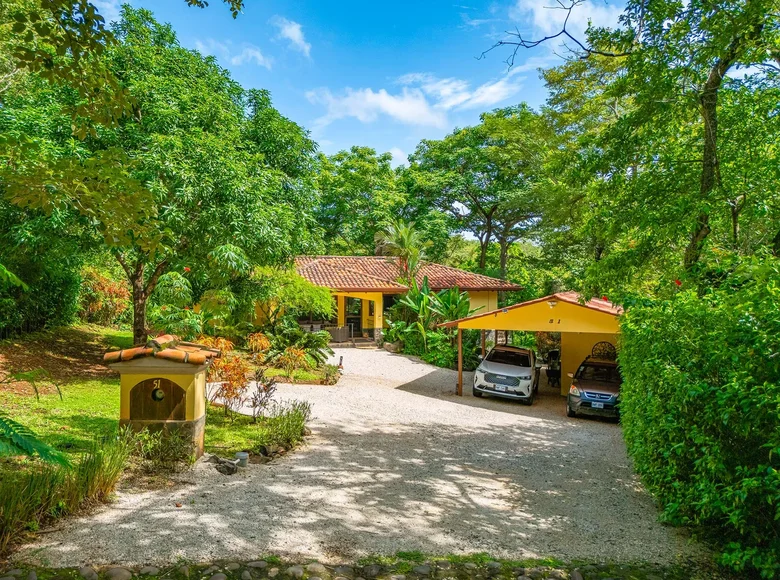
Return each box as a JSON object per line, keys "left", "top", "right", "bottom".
{"left": 495, "top": 385, "right": 507, "bottom": 392}
{"left": 495, "top": 375, "right": 507, "bottom": 380}
{"left": 592, "top": 402, "right": 604, "bottom": 409}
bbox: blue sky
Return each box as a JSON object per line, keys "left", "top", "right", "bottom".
{"left": 94, "top": 0, "right": 622, "bottom": 166}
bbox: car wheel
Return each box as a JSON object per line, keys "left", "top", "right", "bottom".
{"left": 473, "top": 389, "right": 483, "bottom": 398}
{"left": 566, "top": 405, "right": 576, "bottom": 417}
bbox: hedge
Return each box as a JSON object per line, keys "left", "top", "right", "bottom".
{"left": 619, "top": 260, "right": 780, "bottom": 577}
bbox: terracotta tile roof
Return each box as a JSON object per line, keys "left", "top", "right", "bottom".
{"left": 295, "top": 256, "right": 522, "bottom": 293}
{"left": 103, "top": 335, "right": 221, "bottom": 366}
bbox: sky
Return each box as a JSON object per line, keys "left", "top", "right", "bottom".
{"left": 93, "top": 0, "right": 623, "bottom": 167}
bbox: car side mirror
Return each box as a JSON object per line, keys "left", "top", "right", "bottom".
{"left": 567, "top": 372, "right": 574, "bottom": 378}
{"left": 477, "top": 354, "right": 484, "bottom": 360}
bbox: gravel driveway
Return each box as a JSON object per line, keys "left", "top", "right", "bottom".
{"left": 21, "top": 348, "right": 703, "bottom": 567}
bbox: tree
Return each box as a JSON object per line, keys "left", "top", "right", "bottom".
{"left": 406, "top": 105, "right": 550, "bottom": 276}
{"left": 493, "top": 0, "right": 780, "bottom": 288}
{"left": 315, "top": 146, "right": 404, "bottom": 254}
{"left": 374, "top": 219, "right": 432, "bottom": 281}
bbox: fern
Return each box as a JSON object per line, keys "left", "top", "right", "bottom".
{"left": 0, "top": 412, "right": 70, "bottom": 467}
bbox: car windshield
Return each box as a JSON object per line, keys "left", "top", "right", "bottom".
{"left": 486, "top": 349, "right": 531, "bottom": 367}
{"left": 576, "top": 364, "right": 621, "bottom": 383}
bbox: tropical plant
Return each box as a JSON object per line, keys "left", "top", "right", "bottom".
{"left": 209, "top": 354, "right": 252, "bottom": 419}
{"left": 248, "top": 368, "right": 277, "bottom": 423}
{"left": 0, "top": 412, "right": 69, "bottom": 466}
{"left": 430, "top": 287, "right": 482, "bottom": 323}
{"left": 79, "top": 266, "right": 131, "bottom": 326}
{"left": 264, "top": 317, "right": 334, "bottom": 367}
{"left": 247, "top": 332, "right": 272, "bottom": 354}
{"left": 375, "top": 219, "right": 432, "bottom": 281}
{"left": 277, "top": 347, "right": 309, "bottom": 378}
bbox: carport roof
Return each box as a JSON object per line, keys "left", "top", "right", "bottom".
{"left": 440, "top": 291, "right": 622, "bottom": 331}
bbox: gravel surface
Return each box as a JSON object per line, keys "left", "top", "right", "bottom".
{"left": 19, "top": 348, "right": 704, "bottom": 567}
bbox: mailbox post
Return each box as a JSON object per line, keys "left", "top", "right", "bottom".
{"left": 104, "top": 335, "right": 220, "bottom": 458}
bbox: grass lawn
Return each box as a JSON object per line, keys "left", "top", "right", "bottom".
{"left": 0, "top": 325, "right": 303, "bottom": 459}
{"left": 264, "top": 367, "right": 322, "bottom": 383}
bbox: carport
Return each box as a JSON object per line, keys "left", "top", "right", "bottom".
{"left": 441, "top": 292, "right": 622, "bottom": 396}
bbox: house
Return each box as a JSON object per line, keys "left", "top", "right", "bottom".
{"left": 295, "top": 256, "right": 521, "bottom": 340}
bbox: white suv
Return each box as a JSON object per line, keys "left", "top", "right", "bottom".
{"left": 473, "top": 345, "right": 539, "bottom": 404}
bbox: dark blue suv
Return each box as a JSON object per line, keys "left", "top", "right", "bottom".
{"left": 566, "top": 357, "right": 621, "bottom": 419}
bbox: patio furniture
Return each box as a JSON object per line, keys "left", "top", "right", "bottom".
{"left": 324, "top": 326, "right": 349, "bottom": 343}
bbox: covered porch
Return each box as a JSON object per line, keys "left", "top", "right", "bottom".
{"left": 332, "top": 291, "right": 389, "bottom": 342}
{"left": 441, "top": 292, "right": 622, "bottom": 396}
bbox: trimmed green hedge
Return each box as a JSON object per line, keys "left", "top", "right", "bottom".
{"left": 619, "top": 261, "right": 780, "bottom": 577}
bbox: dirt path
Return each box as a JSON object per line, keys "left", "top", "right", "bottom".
{"left": 19, "top": 348, "right": 704, "bottom": 567}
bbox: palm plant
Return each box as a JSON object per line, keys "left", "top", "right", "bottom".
{"left": 374, "top": 219, "right": 432, "bottom": 282}
{"left": 431, "top": 287, "right": 483, "bottom": 322}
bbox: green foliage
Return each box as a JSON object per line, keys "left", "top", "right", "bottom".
{"left": 375, "top": 219, "right": 432, "bottom": 281}
{"left": 619, "top": 258, "right": 780, "bottom": 577}
{"left": 131, "top": 428, "right": 195, "bottom": 472}
{"left": 420, "top": 331, "right": 457, "bottom": 369}
{"left": 321, "top": 363, "right": 341, "bottom": 385}
{"left": 0, "top": 433, "right": 131, "bottom": 556}
{"left": 264, "top": 317, "right": 334, "bottom": 367}
{"left": 316, "top": 146, "right": 404, "bottom": 255}
{"left": 0, "top": 412, "right": 69, "bottom": 466}
{"left": 253, "top": 267, "right": 335, "bottom": 330}
{"left": 78, "top": 266, "right": 131, "bottom": 325}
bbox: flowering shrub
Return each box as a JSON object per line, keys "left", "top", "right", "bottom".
{"left": 209, "top": 353, "right": 252, "bottom": 419}
{"left": 79, "top": 267, "right": 130, "bottom": 325}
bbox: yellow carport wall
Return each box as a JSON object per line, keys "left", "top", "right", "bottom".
{"left": 333, "top": 291, "right": 385, "bottom": 337}
{"left": 441, "top": 293, "right": 621, "bottom": 396}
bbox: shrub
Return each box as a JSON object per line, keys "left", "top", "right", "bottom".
{"left": 421, "top": 331, "right": 457, "bottom": 368}
{"left": 262, "top": 400, "right": 312, "bottom": 450}
{"left": 619, "top": 260, "right": 780, "bottom": 577}
{"left": 131, "top": 428, "right": 194, "bottom": 472}
{"left": 264, "top": 317, "right": 333, "bottom": 366}
{"left": 248, "top": 368, "right": 277, "bottom": 422}
{"left": 78, "top": 266, "right": 130, "bottom": 325}
{"left": 0, "top": 433, "right": 131, "bottom": 556}
{"left": 322, "top": 363, "right": 341, "bottom": 385}
{"left": 247, "top": 332, "right": 271, "bottom": 354}
{"left": 209, "top": 353, "right": 252, "bottom": 418}
{"left": 278, "top": 347, "right": 308, "bottom": 378}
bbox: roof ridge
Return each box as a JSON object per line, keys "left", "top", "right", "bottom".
{"left": 338, "top": 264, "right": 408, "bottom": 288}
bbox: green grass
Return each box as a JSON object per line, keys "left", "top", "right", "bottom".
{"left": 263, "top": 367, "right": 322, "bottom": 383}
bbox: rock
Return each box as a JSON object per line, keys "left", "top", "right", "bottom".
{"left": 570, "top": 571, "right": 584, "bottom": 580}
{"left": 226, "top": 564, "right": 241, "bottom": 572}
{"left": 209, "top": 575, "right": 227, "bottom": 580}
{"left": 361, "top": 566, "right": 381, "bottom": 579}
{"left": 268, "top": 569, "right": 279, "bottom": 578}
{"left": 306, "top": 564, "right": 328, "bottom": 577}
{"left": 242, "top": 572, "right": 252, "bottom": 580}
{"left": 383, "top": 342, "right": 401, "bottom": 354}
{"left": 389, "top": 575, "right": 406, "bottom": 580}
{"left": 105, "top": 568, "right": 133, "bottom": 580}
{"left": 6, "top": 571, "right": 23, "bottom": 577}
{"left": 547, "top": 571, "right": 566, "bottom": 580}
{"left": 79, "top": 567, "right": 98, "bottom": 580}
{"left": 179, "top": 566, "right": 190, "bottom": 578}
{"left": 247, "top": 563, "right": 268, "bottom": 570}
{"left": 215, "top": 461, "right": 238, "bottom": 475}
{"left": 462, "top": 564, "right": 477, "bottom": 571}
{"left": 516, "top": 577, "right": 531, "bottom": 580}
{"left": 334, "top": 567, "right": 353, "bottom": 577}
{"left": 285, "top": 566, "right": 304, "bottom": 579}
{"left": 412, "top": 566, "right": 431, "bottom": 576}
{"left": 1, "top": 576, "right": 16, "bottom": 580}
{"left": 309, "top": 577, "right": 322, "bottom": 580}
{"left": 27, "top": 573, "right": 37, "bottom": 580}
{"left": 140, "top": 567, "right": 159, "bottom": 576}
{"left": 435, "top": 563, "right": 450, "bottom": 571}
{"left": 204, "top": 567, "right": 219, "bottom": 575}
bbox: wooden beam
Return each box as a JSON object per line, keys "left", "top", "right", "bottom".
{"left": 457, "top": 328, "right": 463, "bottom": 396}
{"left": 481, "top": 329, "right": 486, "bottom": 356}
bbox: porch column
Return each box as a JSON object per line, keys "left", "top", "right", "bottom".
{"left": 361, "top": 299, "right": 370, "bottom": 336}
{"left": 457, "top": 328, "right": 463, "bottom": 396}
{"left": 373, "top": 293, "right": 384, "bottom": 341}
{"left": 481, "top": 330, "right": 486, "bottom": 356}
{"left": 337, "top": 295, "right": 346, "bottom": 327}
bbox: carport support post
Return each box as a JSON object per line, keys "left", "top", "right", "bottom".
{"left": 480, "top": 330, "right": 486, "bottom": 357}
{"left": 457, "top": 327, "right": 463, "bottom": 396}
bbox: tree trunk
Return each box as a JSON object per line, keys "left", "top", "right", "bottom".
{"left": 478, "top": 211, "right": 495, "bottom": 270}
{"left": 130, "top": 264, "right": 147, "bottom": 345}
{"left": 499, "top": 237, "right": 509, "bottom": 279}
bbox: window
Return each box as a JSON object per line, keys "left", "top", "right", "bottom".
{"left": 576, "top": 364, "right": 621, "bottom": 383}
{"left": 486, "top": 349, "right": 531, "bottom": 367}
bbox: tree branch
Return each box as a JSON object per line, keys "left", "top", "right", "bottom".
{"left": 113, "top": 251, "right": 133, "bottom": 279}
{"left": 144, "top": 259, "right": 169, "bottom": 297}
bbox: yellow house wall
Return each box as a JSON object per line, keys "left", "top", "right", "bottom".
{"left": 467, "top": 291, "right": 498, "bottom": 315}
{"left": 559, "top": 332, "right": 618, "bottom": 396}
{"left": 334, "top": 292, "right": 385, "bottom": 331}
{"left": 458, "top": 300, "right": 620, "bottom": 334}
{"left": 119, "top": 371, "right": 206, "bottom": 421}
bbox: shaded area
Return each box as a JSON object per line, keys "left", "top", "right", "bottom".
{"left": 18, "top": 348, "right": 704, "bottom": 567}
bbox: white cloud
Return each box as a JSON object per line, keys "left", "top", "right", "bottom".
{"left": 307, "top": 70, "right": 524, "bottom": 129}
{"left": 194, "top": 39, "right": 272, "bottom": 69}
{"left": 306, "top": 87, "right": 448, "bottom": 129}
{"left": 398, "top": 71, "right": 524, "bottom": 111}
{"left": 271, "top": 16, "right": 312, "bottom": 57}
{"left": 91, "top": 0, "right": 121, "bottom": 23}
{"left": 389, "top": 147, "right": 408, "bottom": 168}
{"left": 509, "top": 0, "right": 623, "bottom": 43}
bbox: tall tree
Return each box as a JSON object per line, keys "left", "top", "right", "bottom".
{"left": 315, "top": 146, "right": 404, "bottom": 255}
